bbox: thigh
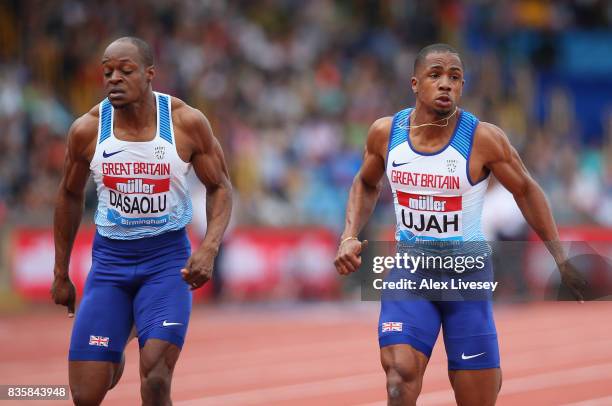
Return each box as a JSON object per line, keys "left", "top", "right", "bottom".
{"left": 69, "top": 360, "right": 123, "bottom": 404}
{"left": 133, "top": 253, "right": 191, "bottom": 349}
{"left": 139, "top": 338, "right": 182, "bottom": 378}
{"left": 69, "top": 261, "right": 135, "bottom": 363}
{"left": 379, "top": 298, "right": 442, "bottom": 358}
{"left": 380, "top": 343, "right": 430, "bottom": 382}
{"left": 440, "top": 300, "right": 501, "bottom": 404}
{"left": 440, "top": 300, "right": 499, "bottom": 370}
{"left": 68, "top": 260, "right": 134, "bottom": 403}
{"left": 448, "top": 368, "right": 501, "bottom": 406}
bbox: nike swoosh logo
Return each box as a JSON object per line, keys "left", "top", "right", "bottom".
{"left": 162, "top": 320, "right": 183, "bottom": 327}
{"left": 461, "top": 352, "right": 486, "bottom": 360}
{"left": 102, "top": 149, "right": 125, "bottom": 158}
{"left": 391, "top": 160, "right": 411, "bottom": 167}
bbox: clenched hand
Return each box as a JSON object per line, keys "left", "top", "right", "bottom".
{"left": 558, "top": 260, "right": 588, "bottom": 303}
{"left": 181, "top": 247, "right": 216, "bottom": 290}
{"left": 334, "top": 239, "right": 368, "bottom": 275}
{"left": 50, "top": 274, "right": 76, "bottom": 317}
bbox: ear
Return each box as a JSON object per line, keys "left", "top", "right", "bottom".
{"left": 411, "top": 76, "right": 418, "bottom": 95}
{"left": 145, "top": 65, "right": 155, "bottom": 83}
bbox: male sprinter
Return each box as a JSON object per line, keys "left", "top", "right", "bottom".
{"left": 51, "top": 37, "right": 232, "bottom": 405}
{"left": 334, "top": 44, "right": 586, "bottom": 405}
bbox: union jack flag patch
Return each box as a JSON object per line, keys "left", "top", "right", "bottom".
{"left": 382, "top": 322, "right": 403, "bottom": 332}
{"left": 89, "top": 335, "right": 110, "bottom": 347}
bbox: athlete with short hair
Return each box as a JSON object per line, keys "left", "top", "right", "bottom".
{"left": 51, "top": 37, "right": 232, "bottom": 405}
{"left": 334, "top": 43, "right": 586, "bottom": 405}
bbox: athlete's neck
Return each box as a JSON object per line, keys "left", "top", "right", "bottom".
{"left": 113, "top": 89, "right": 156, "bottom": 133}
{"left": 410, "top": 103, "right": 459, "bottom": 141}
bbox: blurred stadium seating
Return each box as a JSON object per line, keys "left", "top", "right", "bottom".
{"left": 1, "top": 0, "right": 612, "bottom": 303}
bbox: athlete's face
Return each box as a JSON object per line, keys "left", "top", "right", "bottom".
{"left": 411, "top": 52, "right": 464, "bottom": 116}
{"left": 102, "top": 41, "right": 154, "bottom": 108}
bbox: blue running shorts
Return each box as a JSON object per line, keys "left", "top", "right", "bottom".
{"left": 378, "top": 258, "right": 500, "bottom": 370}
{"left": 69, "top": 229, "right": 192, "bottom": 362}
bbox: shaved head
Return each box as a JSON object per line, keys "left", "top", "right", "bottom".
{"left": 110, "top": 37, "right": 154, "bottom": 67}
{"left": 414, "top": 43, "right": 463, "bottom": 74}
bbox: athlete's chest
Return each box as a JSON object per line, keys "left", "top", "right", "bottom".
{"left": 92, "top": 131, "right": 188, "bottom": 177}
{"left": 108, "top": 122, "right": 190, "bottom": 163}
{"left": 387, "top": 143, "right": 467, "bottom": 194}
{"left": 112, "top": 120, "right": 157, "bottom": 142}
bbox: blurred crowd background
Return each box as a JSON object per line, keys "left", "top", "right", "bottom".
{"left": 2, "top": 0, "right": 612, "bottom": 230}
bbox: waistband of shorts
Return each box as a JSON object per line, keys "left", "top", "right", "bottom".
{"left": 94, "top": 228, "right": 189, "bottom": 251}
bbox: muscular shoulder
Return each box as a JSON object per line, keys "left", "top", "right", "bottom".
{"left": 170, "top": 97, "right": 209, "bottom": 133}
{"left": 473, "top": 121, "right": 514, "bottom": 164}
{"left": 67, "top": 105, "right": 100, "bottom": 161}
{"left": 169, "top": 96, "right": 213, "bottom": 159}
{"left": 72, "top": 105, "right": 99, "bottom": 139}
{"left": 366, "top": 116, "right": 393, "bottom": 157}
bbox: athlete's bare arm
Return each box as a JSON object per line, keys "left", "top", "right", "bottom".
{"left": 472, "top": 122, "right": 587, "bottom": 301}
{"left": 172, "top": 100, "right": 233, "bottom": 289}
{"left": 335, "top": 117, "right": 391, "bottom": 275}
{"left": 51, "top": 107, "right": 99, "bottom": 316}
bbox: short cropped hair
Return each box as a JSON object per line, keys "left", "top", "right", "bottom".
{"left": 114, "top": 36, "right": 154, "bottom": 67}
{"left": 413, "top": 43, "right": 463, "bottom": 74}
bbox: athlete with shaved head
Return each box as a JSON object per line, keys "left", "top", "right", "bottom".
{"left": 51, "top": 37, "right": 232, "bottom": 405}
